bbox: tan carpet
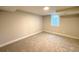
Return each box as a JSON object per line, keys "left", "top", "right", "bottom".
{"left": 0, "top": 32, "right": 79, "bottom": 52}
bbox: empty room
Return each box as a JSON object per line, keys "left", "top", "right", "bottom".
{"left": 0, "top": 6, "right": 79, "bottom": 52}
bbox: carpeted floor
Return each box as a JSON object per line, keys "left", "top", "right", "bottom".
{"left": 0, "top": 32, "right": 79, "bottom": 52}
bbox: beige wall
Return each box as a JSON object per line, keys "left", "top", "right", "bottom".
{"left": 58, "top": 7, "right": 79, "bottom": 16}
{"left": 0, "top": 8, "right": 79, "bottom": 46}
{"left": 0, "top": 11, "right": 43, "bottom": 45}
{"left": 43, "top": 15, "right": 79, "bottom": 39}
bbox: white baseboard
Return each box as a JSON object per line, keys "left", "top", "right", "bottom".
{"left": 44, "top": 30, "right": 79, "bottom": 39}
{"left": 0, "top": 31, "right": 42, "bottom": 48}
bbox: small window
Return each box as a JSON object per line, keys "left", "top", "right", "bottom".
{"left": 51, "top": 14, "right": 60, "bottom": 27}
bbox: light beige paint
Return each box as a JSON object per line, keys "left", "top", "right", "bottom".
{"left": 43, "top": 15, "right": 79, "bottom": 39}
{"left": 0, "top": 11, "right": 43, "bottom": 45}
{"left": 0, "top": 6, "right": 73, "bottom": 15}
{"left": 58, "top": 7, "right": 79, "bottom": 16}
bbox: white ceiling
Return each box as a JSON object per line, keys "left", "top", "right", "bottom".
{"left": 0, "top": 6, "right": 74, "bottom": 15}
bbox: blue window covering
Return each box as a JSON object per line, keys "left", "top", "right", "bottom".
{"left": 51, "top": 14, "right": 60, "bottom": 27}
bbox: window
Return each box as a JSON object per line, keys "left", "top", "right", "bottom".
{"left": 51, "top": 14, "right": 60, "bottom": 27}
